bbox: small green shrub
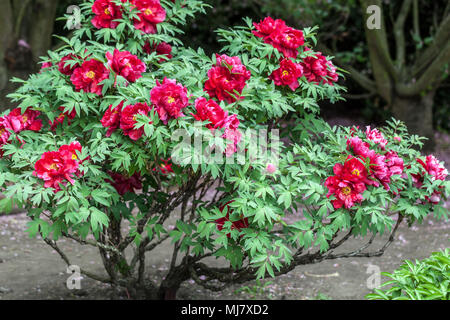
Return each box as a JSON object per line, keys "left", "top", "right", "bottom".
{"left": 366, "top": 249, "right": 450, "bottom": 300}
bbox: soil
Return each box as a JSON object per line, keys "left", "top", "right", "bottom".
{"left": 0, "top": 122, "right": 449, "bottom": 301}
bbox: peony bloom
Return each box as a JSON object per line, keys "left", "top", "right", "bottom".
{"left": 204, "top": 54, "right": 251, "bottom": 103}
{"left": 49, "top": 106, "right": 77, "bottom": 131}
{"left": 413, "top": 155, "right": 448, "bottom": 204}
{"left": 252, "top": 17, "right": 286, "bottom": 43}
{"left": 192, "top": 97, "right": 227, "bottom": 129}
{"left": 366, "top": 126, "right": 388, "bottom": 149}
{"left": 58, "top": 141, "right": 83, "bottom": 163}
{"left": 346, "top": 136, "right": 371, "bottom": 159}
{"left": 272, "top": 26, "right": 305, "bottom": 59}
{"left": 151, "top": 78, "right": 189, "bottom": 124}
{"left": 71, "top": 59, "right": 110, "bottom": 95}
{"left": 325, "top": 175, "right": 366, "bottom": 209}
{"left": 101, "top": 101, "right": 123, "bottom": 137}
{"left": 33, "top": 151, "right": 79, "bottom": 191}
{"left": 106, "top": 49, "right": 146, "bottom": 83}
{"left": 215, "top": 201, "right": 249, "bottom": 238}
{"left": 154, "top": 158, "right": 173, "bottom": 174}
{"left": 301, "top": 51, "right": 338, "bottom": 85}
{"left": 266, "top": 163, "right": 277, "bottom": 174}
{"left": 131, "top": 0, "right": 166, "bottom": 34}
{"left": 40, "top": 62, "right": 53, "bottom": 71}
{"left": 58, "top": 54, "right": 81, "bottom": 76}
{"left": 7, "top": 107, "right": 42, "bottom": 133}
{"left": 143, "top": 41, "right": 173, "bottom": 62}
{"left": 269, "top": 58, "right": 303, "bottom": 91}
{"left": 385, "top": 151, "right": 404, "bottom": 176}
{"left": 0, "top": 116, "right": 12, "bottom": 145}
{"left": 91, "top": 0, "right": 123, "bottom": 29}
{"left": 221, "top": 114, "right": 242, "bottom": 157}
{"left": 120, "top": 102, "right": 152, "bottom": 140}
{"left": 106, "top": 171, "right": 142, "bottom": 195}
{"left": 332, "top": 156, "right": 371, "bottom": 185}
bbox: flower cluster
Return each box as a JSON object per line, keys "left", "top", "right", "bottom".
{"left": 91, "top": 0, "right": 166, "bottom": 34}
{"left": 253, "top": 17, "right": 304, "bottom": 59}
{"left": 192, "top": 97, "right": 242, "bottom": 157}
{"left": 204, "top": 54, "right": 251, "bottom": 103}
{"left": 253, "top": 17, "right": 338, "bottom": 89}
{"left": 0, "top": 107, "right": 42, "bottom": 155}
{"left": 106, "top": 49, "right": 146, "bottom": 83}
{"left": 326, "top": 127, "right": 405, "bottom": 210}
{"left": 101, "top": 101, "right": 154, "bottom": 140}
{"left": 412, "top": 155, "right": 448, "bottom": 204}
{"left": 33, "top": 142, "right": 84, "bottom": 191}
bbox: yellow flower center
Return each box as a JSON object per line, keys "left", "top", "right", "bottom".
{"left": 86, "top": 71, "right": 96, "bottom": 79}
{"left": 167, "top": 96, "right": 175, "bottom": 104}
{"left": 133, "top": 115, "right": 137, "bottom": 121}
{"left": 286, "top": 35, "right": 292, "bottom": 41}
{"left": 72, "top": 154, "right": 78, "bottom": 160}
{"left": 282, "top": 70, "right": 289, "bottom": 76}
{"left": 104, "top": 8, "right": 111, "bottom": 15}
{"left": 144, "top": 8, "right": 153, "bottom": 15}
{"left": 0, "top": 128, "right": 4, "bottom": 135}
{"left": 341, "top": 186, "right": 351, "bottom": 195}
{"left": 49, "top": 163, "right": 58, "bottom": 170}
{"left": 352, "top": 169, "right": 360, "bottom": 176}
{"left": 22, "top": 115, "right": 28, "bottom": 123}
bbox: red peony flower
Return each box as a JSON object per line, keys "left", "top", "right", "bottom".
{"left": 143, "top": 41, "right": 173, "bottom": 62}
{"left": 33, "top": 150, "right": 79, "bottom": 191}
{"left": 151, "top": 78, "right": 189, "bottom": 124}
{"left": 325, "top": 175, "right": 366, "bottom": 209}
{"left": 58, "top": 141, "right": 83, "bottom": 163}
{"left": 301, "top": 51, "right": 338, "bottom": 85}
{"left": 332, "top": 156, "right": 371, "bottom": 185}
{"left": 215, "top": 201, "right": 249, "bottom": 238}
{"left": 106, "top": 171, "right": 142, "bottom": 195}
{"left": 192, "top": 97, "right": 227, "bottom": 129}
{"left": 365, "top": 126, "right": 388, "bottom": 149}
{"left": 40, "top": 62, "right": 53, "bottom": 71}
{"left": 385, "top": 151, "right": 404, "bottom": 176}
{"left": 269, "top": 58, "right": 303, "bottom": 91}
{"left": 58, "top": 54, "right": 81, "bottom": 76}
{"left": 70, "top": 59, "right": 110, "bottom": 95}
{"left": 346, "top": 136, "right": 371, "bottom": 158}
{"left": 91, "top": 0, "right": 123, "bottom": 29}
{"left": 7, "top": 107, "right": 42, "bottom": 133}
{"left": 204, "top": 54, "right": 251, "bottom": 103}
{"left": 101, "top": 101, "right": 123, "bottom": 137}
{"left": 131, "top": 0, "right": 166, "bottom": 34}
{"left": 106, "top": 49, "right": 146, "bottom": 83}
{"left": 49, "top": 106, "right": 77, "bottom": 131}
{"left": 120, "top": 102, "right": 153, "bottom": 140}
{"left": 252, "top": 17, "right": 286, "bottom": 43}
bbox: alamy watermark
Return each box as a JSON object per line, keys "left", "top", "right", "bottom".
{"left": 366, "top": 5, "right": 381, "bottom": 30}
{"left": 66, "top": 265, "right": 82, "bottom": 290}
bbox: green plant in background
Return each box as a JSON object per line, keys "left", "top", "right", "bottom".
{"left": 366, "top": 249, "right": 450, "bottom": 300}
{"left": 234, "top": 279, "right": 273, "bottom": 299}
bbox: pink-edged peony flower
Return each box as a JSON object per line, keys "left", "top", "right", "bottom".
{"left": 0, "top": 116, "right": 12, "bottom": 145}
{"left": 101, "top": 101, "right": 123, "bottom": 137}
{"left": 269, "top": 58, "right": 303, "bottom": 91}
{"left": 204, "top": 54, "right": 251, "bottom": 103}
{"left": 70, "top": 59, "right": 110, "bottom": 95}
{"left": 151, "top": 78, "right": 189, "bottom": 124}
{"left": 131, "top": 0, "right": 166, "bottom": 34}
{"left": 106, "top": 49, "right": 146, "bottom": 82}
{"left": 301, "top": 51, "right": 338, "bottom": 85}
{"left": 119, "top": 102, "right": 153, "bottom": 140}
{"left": 366, "top": 126, "right": 388, "bottom": 149}
{"left": 385, "top": 151, "right": 404, "bottom": 176}
{"left": 91, "top": 0, "right": 123, "bottom": 29}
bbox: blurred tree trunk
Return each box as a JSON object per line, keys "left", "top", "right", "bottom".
{"left": 0, "top": 0, "right": 59, "bottom": 112}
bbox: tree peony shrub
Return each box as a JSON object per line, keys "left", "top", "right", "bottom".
{"left": 0, "top": 0, "right": 448, "bottom": 300}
